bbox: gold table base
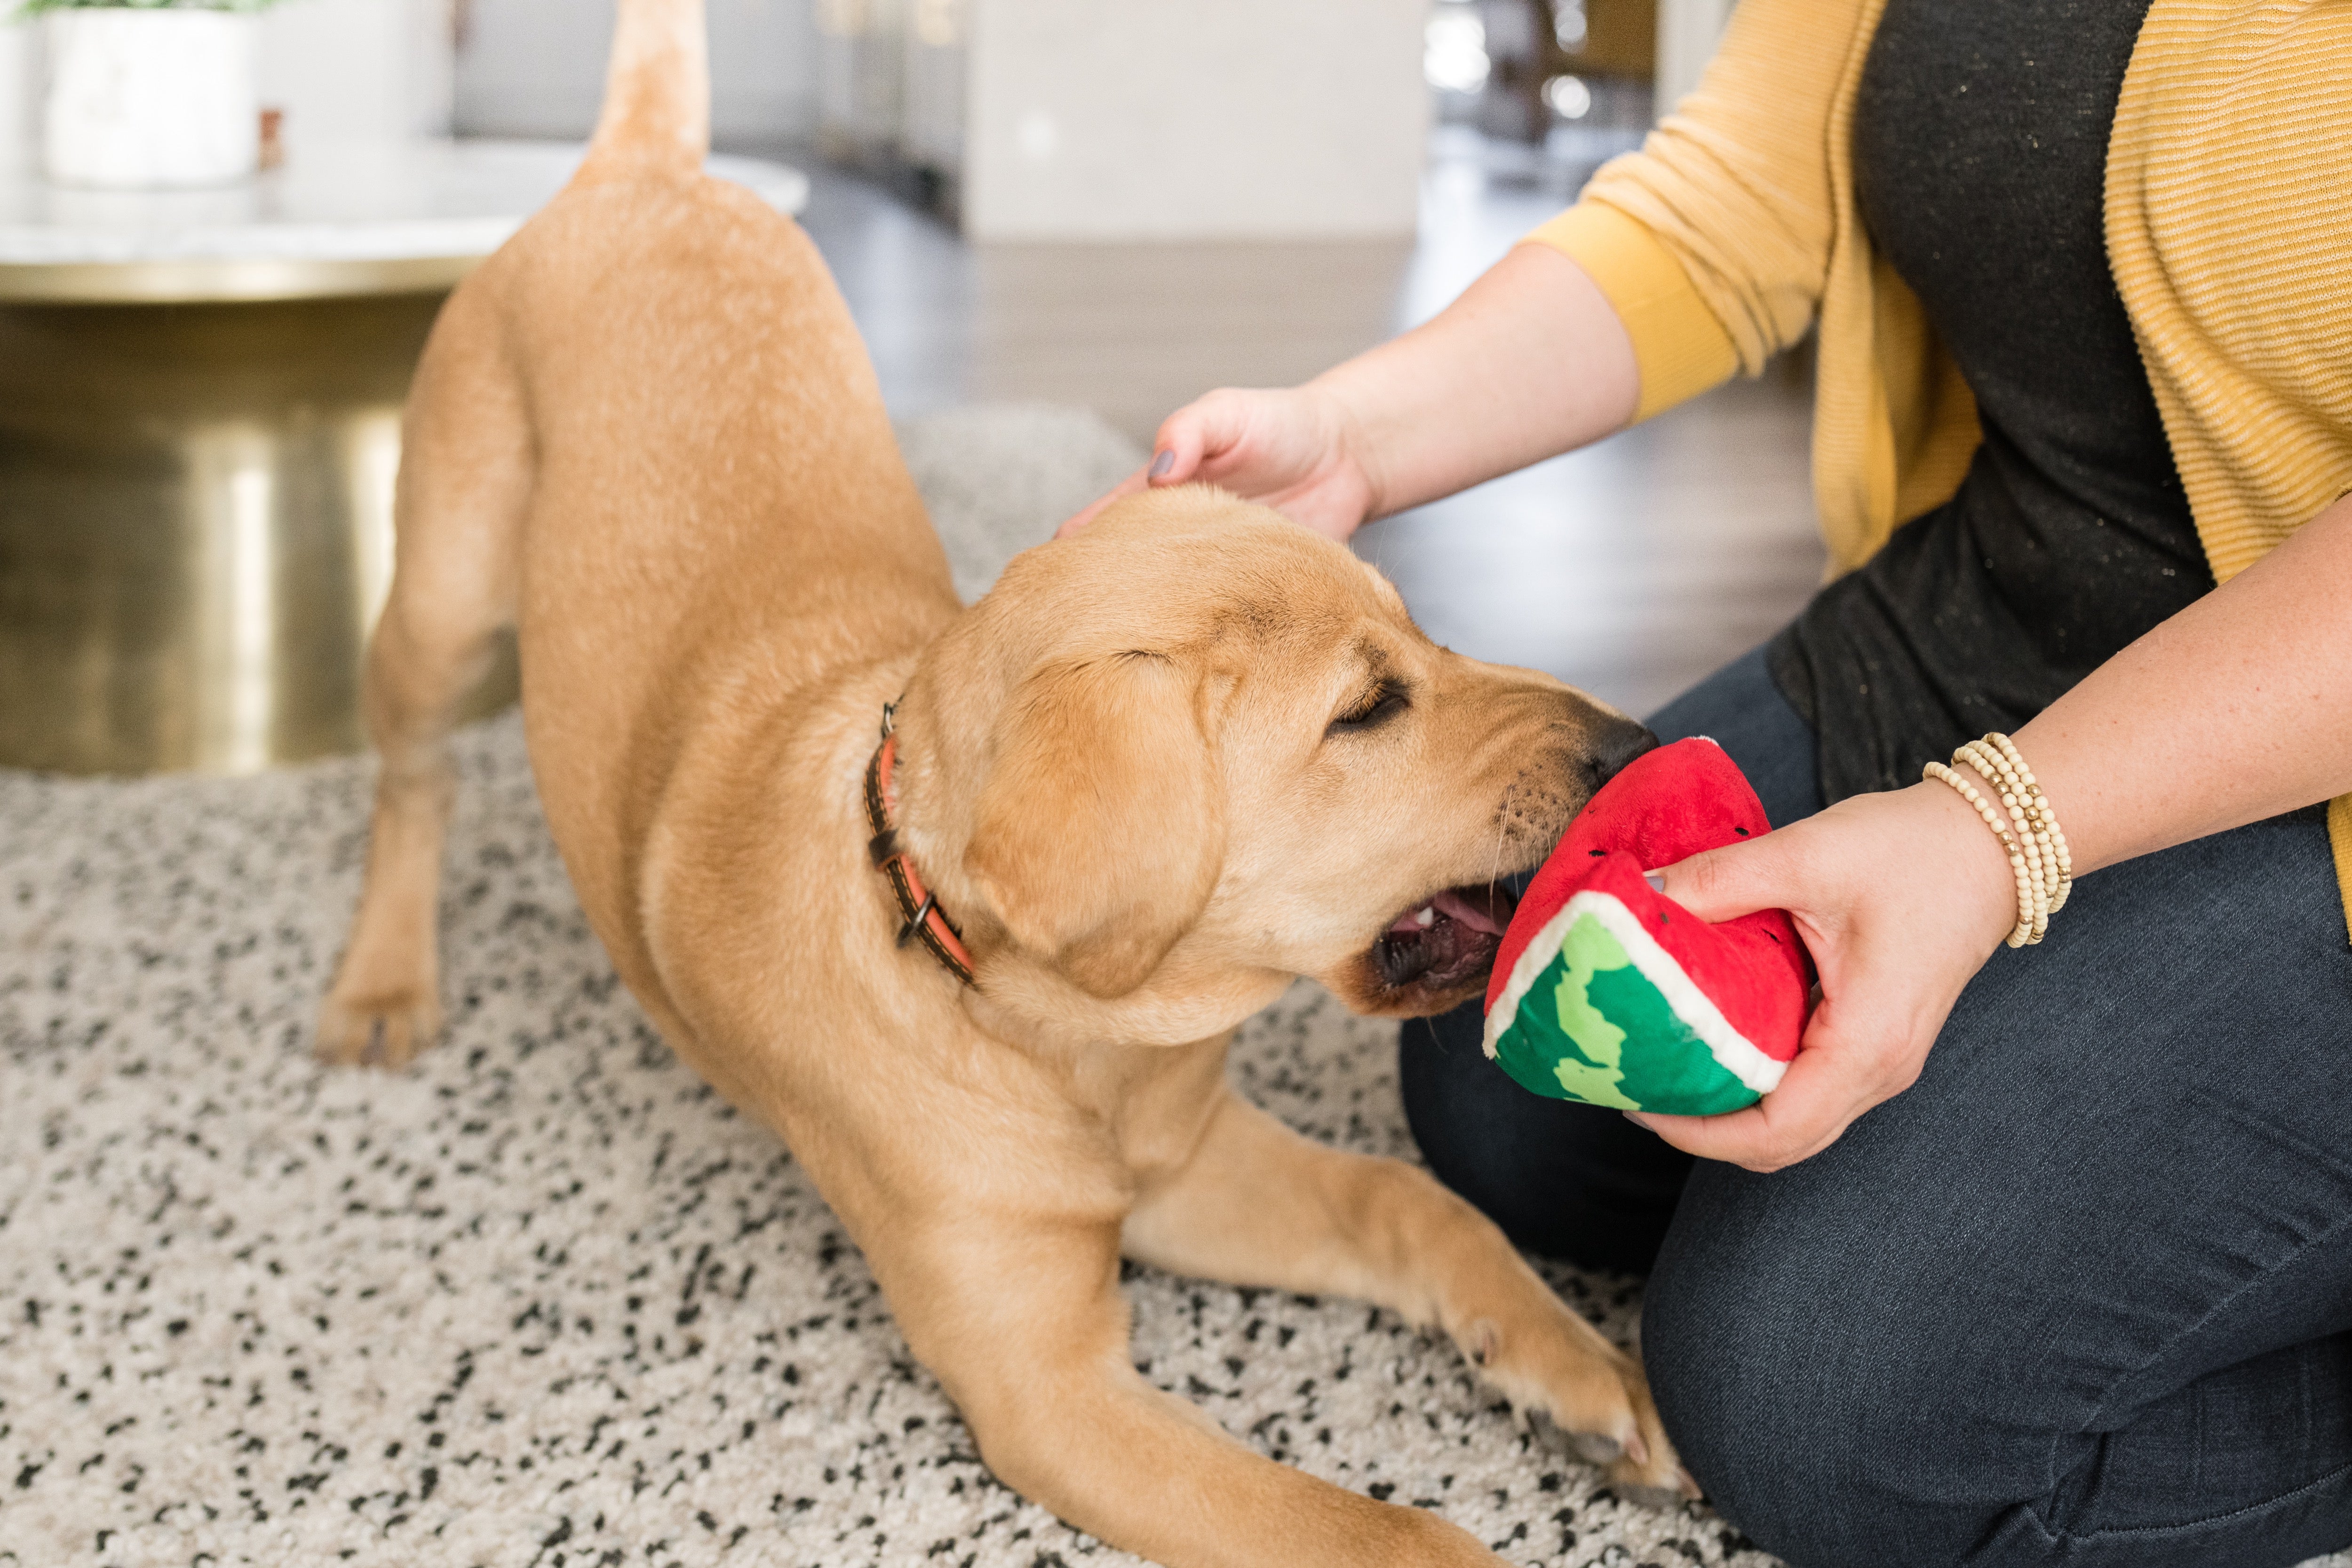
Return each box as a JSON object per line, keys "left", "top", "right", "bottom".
{"left": 0, "top": 293, "right": 517, "bottom": 776}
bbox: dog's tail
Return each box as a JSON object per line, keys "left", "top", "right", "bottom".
{"left": 580, "top": 0, "right": 709, "bottom": 179}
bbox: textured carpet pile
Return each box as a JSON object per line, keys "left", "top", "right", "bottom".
{"left": 4, "top": 407, "right": 2340, "bottom": 1568}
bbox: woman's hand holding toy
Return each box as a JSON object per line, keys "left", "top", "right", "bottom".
{"left": 1636, "top": 781, "right": 2017, "bottom": 1173}
{"left": 1635, "top": 496, "right": 2352, "bottom": 1172}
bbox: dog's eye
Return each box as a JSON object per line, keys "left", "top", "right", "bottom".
{"left": 1327, "top": 683, "right": 1409, "bottom": 736}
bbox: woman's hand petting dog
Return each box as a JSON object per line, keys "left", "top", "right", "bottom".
{"left": 1061, "top": 243, "right": 1642, "bottom": 543}
{"left": 1058, "top": 383, "right": 1381, "bottom": 542}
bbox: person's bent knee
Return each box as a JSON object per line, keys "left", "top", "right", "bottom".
{"left": 1642, "top": 1173, "right": 2022, "bottom": 1568}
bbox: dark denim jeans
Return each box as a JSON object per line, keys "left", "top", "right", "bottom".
{"left": 1403, "top": 646, "right": 2352, "bottom": 1567}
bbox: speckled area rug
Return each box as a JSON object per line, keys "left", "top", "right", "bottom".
{"left": 0, "top": 700, "right": 1743, "bottom": 1568}
{"left": 4, "top": 407, "right": 2343, "bottom": 1568}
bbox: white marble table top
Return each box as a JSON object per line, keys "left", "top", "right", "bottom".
{"left": 0, "top": 138, "right": 810, "bottom": 300}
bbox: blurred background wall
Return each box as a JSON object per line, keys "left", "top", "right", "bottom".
{"left": 262, "top": 0, "right": 455, "bottom": 142}
{"left": 0, "top": 0, "right": 1740, "bottom": 240}
{"left": 452, "top": 0, "right": 816, "bottom": 145}
{"left": 0, "top": 27, "right": 30, "bottom": 171}
{"left": 960, "top": 0, "right": 1427, "bottom": 241}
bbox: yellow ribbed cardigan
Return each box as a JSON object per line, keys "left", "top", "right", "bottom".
{"left": 1529, "top": 0, "right": 2352, "bottom": 936}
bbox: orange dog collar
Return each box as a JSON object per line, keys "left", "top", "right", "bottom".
{"left": 864, "top": 707, "right": 977, "bottom": 986}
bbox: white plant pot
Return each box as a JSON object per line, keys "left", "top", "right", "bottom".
{"left": 43, "top": 8, "right": 261, "bottom": 189}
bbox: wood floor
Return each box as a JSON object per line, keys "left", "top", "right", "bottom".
{"left": 784, "top": 136, "right": 1823, "bottom": 720}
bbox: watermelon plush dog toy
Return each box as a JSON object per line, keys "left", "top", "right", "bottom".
{"left": 1482, "top": 737, "right": 1815, "bottom": 1117}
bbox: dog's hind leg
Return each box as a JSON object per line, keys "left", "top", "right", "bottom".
{"left": 882, "top": 1219, "right": 1506, "bottom": 1568}
{"left": 320, "top": 287, "right": 530, "bottom": 1068}
{"left": 1120, "top": 1089, "right": 1694, "bottom": 1504}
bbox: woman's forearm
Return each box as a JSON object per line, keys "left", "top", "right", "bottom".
{"left": 1312, "top": 242, "right": 1640, "bottom": 520}
{"left": 2002, "top": 493, "right": 2352, "bottom": 877}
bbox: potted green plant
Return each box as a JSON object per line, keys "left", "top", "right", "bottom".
{"left": 24, "top": 0, "right": 286, "bottom": 188}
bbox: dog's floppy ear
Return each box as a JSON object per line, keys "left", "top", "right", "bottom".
{"left": 964, "top": 653, "right": 1224, "bottom": 1000}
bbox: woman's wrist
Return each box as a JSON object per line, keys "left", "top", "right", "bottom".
{"left": 1909, "top": 777, "right": 2031, "bottom": 957}
{"left": 1301, "top": 378, "right": 1389, "bottom": 526}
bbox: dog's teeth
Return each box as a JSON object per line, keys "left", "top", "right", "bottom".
{"left": 1413, "top": 905, "right": 1436, "bottom": 928}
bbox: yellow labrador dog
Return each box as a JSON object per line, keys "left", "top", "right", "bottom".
{"left": 320, "top": 2, "right": 1686, "bottom": 1561}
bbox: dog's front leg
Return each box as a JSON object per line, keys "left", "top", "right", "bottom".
{"left": 881, "top": 1218, "right": 1506, "bottom": 1568}
{"left": 1121, "top": 1089, "right": 1690, "bottom": 1501}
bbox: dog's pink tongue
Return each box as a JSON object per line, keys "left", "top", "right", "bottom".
{"left": 1432, "top": 887, "right": 1506, "bottom": 937}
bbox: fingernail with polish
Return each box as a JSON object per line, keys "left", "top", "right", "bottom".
{"left": 1149, "top": 450, "right": 1175, "bottom": 479}
{"left": 1644, "top": 872, "right": 1666, "bottom": 892}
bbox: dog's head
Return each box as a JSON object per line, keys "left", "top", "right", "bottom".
{"left": 893, "top": 486, "right": 1654, "bottom": 1048}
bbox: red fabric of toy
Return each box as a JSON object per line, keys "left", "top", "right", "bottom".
{"left": 1482, "top": 737, "right": 1816, "bottom": 1114}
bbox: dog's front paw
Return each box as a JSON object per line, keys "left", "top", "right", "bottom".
{"left": 318, "top": 984, "right": 444, "bottom": 1069}
{"left": 1457, "top": 1313, "right": 1696, "bottom": 1506}
{"left": 1525, "top": 1403, "right": 1701, "bottom": 1508}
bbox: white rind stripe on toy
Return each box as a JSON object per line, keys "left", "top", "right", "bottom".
{"left": 1481, "top": 889, "right": 1788, "bottom": 1096}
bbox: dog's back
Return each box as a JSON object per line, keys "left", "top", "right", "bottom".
{"left": 402, "top": 0, "right": 959, "bottom": 976}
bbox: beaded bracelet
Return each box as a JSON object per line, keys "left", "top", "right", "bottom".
{"left": 1964, "top": 734, "right": 2074, "bottom": 914}
{"left": 1953, "top": 738, "right": 2071, "bottom": 938}
{"left": 1958, "top": 742, "right": 2056, "bottom": 943}
{"left": 1984, "top": 732, "right": 2073, "bottom": 906}
{"left": 1953, "top": 744, "right": 2049, "bottom": 940}
{"left": 1923, "top": 732, "right": 2072, "bottom": 949}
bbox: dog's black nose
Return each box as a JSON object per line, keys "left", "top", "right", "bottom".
{"left": 1590, "top": 718, "right": 1661, "bottom": 789}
